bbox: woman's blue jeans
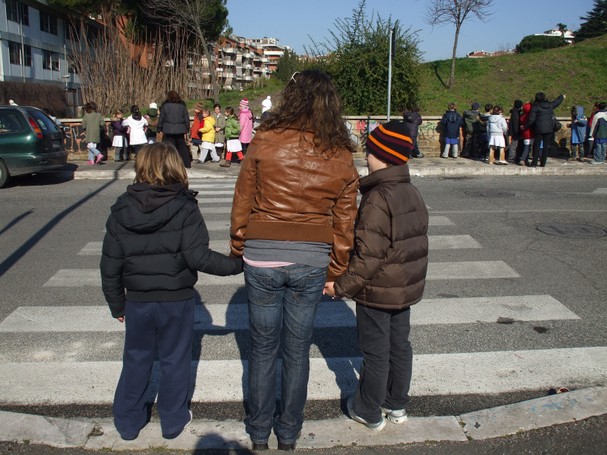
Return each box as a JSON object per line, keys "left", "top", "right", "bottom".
{"left": 244, "top": 263, "right": 327, "bottom": 444}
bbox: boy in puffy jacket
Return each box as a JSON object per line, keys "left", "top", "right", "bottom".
{"left": 324, "top": 120, "right": 429, "bottom": 431}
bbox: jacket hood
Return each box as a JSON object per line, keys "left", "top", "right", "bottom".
{"left": 147, "top": 108, "right": 158, "bottom": 117}
{"left": 513, "top": 99, "right": 523, "bottom": 109}
{"left": 574, "top": 105, "right": 585, "bottom": 119}
{"left": 464, "top": 109, "right": 479, "bottom": 119}
{"left": 522, "top": 102, "right": 532, "bottom": 114}
{"left": 444, "top": 111, "right": 459, "bottom": 122}
{"left": 111, "top": 183, "right": 193, "bottom": 233}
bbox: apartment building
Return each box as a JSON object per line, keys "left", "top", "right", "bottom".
{"left": 0, "top": 0, "right": 81, "bottom": 88}
{"left": 190, "top": 35, "right": 286, "bottom": 96}
{"left": 1, "top": 1, "right": 289, "bottom": 102}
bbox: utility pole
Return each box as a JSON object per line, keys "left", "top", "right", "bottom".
{"left": 387, "top": 22, "right": 397, "bottom": 121}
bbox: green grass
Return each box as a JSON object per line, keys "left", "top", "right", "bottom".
{"left": 188, "top": 34, "right": 607, "bottom": 117}
{"left": 418, "top": 34, "right": 607, "bottom": 116}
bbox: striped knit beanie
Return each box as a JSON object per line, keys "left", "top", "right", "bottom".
{"left": 366, "top": 120, "right": 413, "bottom": 165}
{"left": 239, "top": 98, "right": 249, "bottom": 110}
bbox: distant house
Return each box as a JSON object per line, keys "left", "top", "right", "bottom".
{"left": 467, "top": 50, "right": 492, "bottom": 58}
{"left": 534, "top": 29, "right": 575, "bottom": 44}
{"left": 466, "top": 49, "right": 514, "bottom": 58}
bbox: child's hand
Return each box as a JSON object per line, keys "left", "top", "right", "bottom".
{"left": 324, "top": 281, "right": 336, "bottom": 297}
{"left": 116, "top": 316, "right": 125, "bottom": 323}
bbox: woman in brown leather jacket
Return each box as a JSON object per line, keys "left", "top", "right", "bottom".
{"left": 230, "top": 69, "right": 359, "bottom": 451}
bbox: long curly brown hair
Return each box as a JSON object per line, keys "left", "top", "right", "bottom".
{"left": 258, "top": 69, "right": 356, "bottom": 155}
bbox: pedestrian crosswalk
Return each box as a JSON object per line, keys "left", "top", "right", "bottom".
{"left": 0, "top": 178, "right": 604, "bottom": 409}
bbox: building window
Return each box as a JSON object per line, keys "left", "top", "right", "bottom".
{"left": 6, "top": 0, "right": 29, "bottom": 26}
{"left": 43, "top": 50, "right": 60, "bottom": 71}
{"left": 8, "top": 41, "right": 31, "bottom": 66}
{"left": 40, "top": 11, "right": 58, "bottom": 35}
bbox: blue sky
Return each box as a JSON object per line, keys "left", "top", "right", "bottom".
{"left": 225, "top": 0, "right": 594, "bottom": 62}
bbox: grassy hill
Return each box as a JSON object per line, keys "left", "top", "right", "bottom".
{"left": 418, "top": 34, "right": 607, "bottom": 116}
{"left": 214, "top": 35, "right": 606, "bottom": 117}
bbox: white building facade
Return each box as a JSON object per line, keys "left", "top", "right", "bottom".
{"left": 0, "top": 0, "right": 81, "bottom": 89}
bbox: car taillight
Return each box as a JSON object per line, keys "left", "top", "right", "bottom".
{"left": 28, "top": 117, "right": 43, "bottom": 139}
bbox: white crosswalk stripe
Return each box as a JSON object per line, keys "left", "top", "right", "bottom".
{"left": 0, "top": 185, "right": 596, "bottom": 411}
{"left": 43, "top": 261, "right": 519, "bottom": 287}
{"left": 1, "top": 347, "right": 605, "bottom": 405}
{"left": 0, "top": 296, "right": 579, "bottom": 333}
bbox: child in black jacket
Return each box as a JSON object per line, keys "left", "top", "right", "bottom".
{"left": 101, "top": 142, "right": 242, "bottom": 440}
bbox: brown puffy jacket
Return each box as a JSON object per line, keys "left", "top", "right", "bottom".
{"left": 335, "top": 165, "right": 429, "bottom": 310}
{"left": 230, "top": 127, "right": 360, "bottom": 281}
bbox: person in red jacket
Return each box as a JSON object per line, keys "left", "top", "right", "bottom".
{"left": 518, "top": 101, "right": 535, "bottom": 166}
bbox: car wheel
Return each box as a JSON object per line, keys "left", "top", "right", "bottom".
{"left": 0, "top": 160, "right": 9, "bottom": 188}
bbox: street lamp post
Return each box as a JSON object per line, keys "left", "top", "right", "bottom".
{"left": 387, "top": 22, "right": 397, "bottom": 121}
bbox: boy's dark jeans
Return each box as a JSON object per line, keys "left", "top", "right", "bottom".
{"left": 351, "top": 304, "right": 412, "bottom": 423}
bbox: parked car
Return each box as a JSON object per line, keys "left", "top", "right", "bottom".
{"left": 0, "top": 105, "right": 68, "bottom": 188}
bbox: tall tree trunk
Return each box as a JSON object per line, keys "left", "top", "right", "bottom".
{"left": 199, "top": 36, "right": 219, "bottom": 102}
{"left": 449, "top": 25, "right": 461, "bottom": 89}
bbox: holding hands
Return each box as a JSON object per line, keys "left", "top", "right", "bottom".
{"left": 323, "top": 281, "right": 336, "bottom": 298}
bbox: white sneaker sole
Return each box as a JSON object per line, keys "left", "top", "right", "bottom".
{"left": 347, "top": 397, "right": 386, "bottom": 431}
{"left": 381, "top": 407, "right": 408, "bottom": 424}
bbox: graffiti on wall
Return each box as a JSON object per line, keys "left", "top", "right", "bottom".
{"left": 418, "top": 121, "right": 441, "bottom": 141}
{"left": 62, "top": 121, "right": 111, "bottom": 156}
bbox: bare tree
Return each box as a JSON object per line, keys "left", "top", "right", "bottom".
{"left": 426, "top": 0, "right": 494, "bottom": 89}
{"left": 140, "top": 0, "right": 227, "bottom": 102}
{"left": 68, "top": 20, "right": 190, "bottom": 116}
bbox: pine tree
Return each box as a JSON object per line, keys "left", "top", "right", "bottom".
{"left": 576, "top": 0, "right": 607, "bottom": 41}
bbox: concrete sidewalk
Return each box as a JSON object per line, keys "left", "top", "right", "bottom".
{"left": 60, "top": 155, "right": 607, "bottom": 181}
{"left": 1, "top": 387, "right": 605, "bottom": 451}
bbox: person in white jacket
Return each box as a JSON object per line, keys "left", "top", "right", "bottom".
{"left": 122, "top": 105, "right": 148, "bottom": 156}
{"left": 487, "top": 105, "right": 509, "bottom": 165}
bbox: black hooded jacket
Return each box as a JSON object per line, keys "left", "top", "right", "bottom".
{"left": 402, "top": 111, "right": 422, "bottom": 138}
{"left": 527, "top": 95, "right": 564, "bottom": 135}
{"left": 100, "top": 182, "right": 242, "bottom": 318}
{"left": 508, "top": 100, "right": 523, "bottom": 138}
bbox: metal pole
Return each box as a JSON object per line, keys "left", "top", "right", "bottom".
{"left": 387, "top": 26, "right": 393, "bottom": 121}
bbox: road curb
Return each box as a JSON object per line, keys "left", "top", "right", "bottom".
{"left": 62, "top": 159, "right": 607, "bottom": 180}
{"left": 1, "top": 386, "right": 605, "bottom": 451}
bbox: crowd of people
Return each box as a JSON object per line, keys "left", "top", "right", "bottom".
{"left": 100, "top": 70, "right": 429, "bottom": 449}
{"left": 432, "top": 95, "right": 607, "bottom": 167}
{"left": 82, "top": 92, "right": 272, "bottom": 168}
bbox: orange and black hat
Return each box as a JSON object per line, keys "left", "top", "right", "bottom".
{"left": 366, "top": 120, "right": 413, "bottom": 165}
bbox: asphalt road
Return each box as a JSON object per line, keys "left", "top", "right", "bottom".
{"left": 0, "top": 173, "right": 606, "bottom": 443}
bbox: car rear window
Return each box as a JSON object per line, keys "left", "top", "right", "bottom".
{"left": 0, "top": 111, "right": 26, "bottom": 134}
{"left": 27, "top": 109, "right": 61, "bottom": 133}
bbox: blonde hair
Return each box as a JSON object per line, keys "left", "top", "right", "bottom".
{"left": 134, "top": 143, "right": 188, "bottom": 187}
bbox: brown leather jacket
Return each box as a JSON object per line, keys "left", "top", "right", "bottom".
{"left": 335, "top": 165, "right": 429, "bottom": 310}
{"left": 230, "top": 127, "right": 360, "bottom": 281}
